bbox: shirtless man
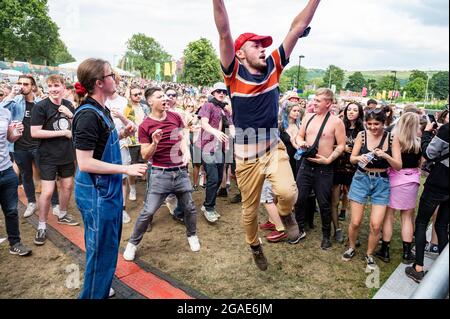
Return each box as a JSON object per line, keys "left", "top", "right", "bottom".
{"left": 294, "top": 88, "right": 346, "bottom": 250}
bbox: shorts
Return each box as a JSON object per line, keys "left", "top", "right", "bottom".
{"left": 121, "top": 147, "right": 132, "bottom": 179}
{"left": 39, "top": 162, "right": 75, "bottom": 181}
{"left": 260, "top": 179, "right": 274, "bottom": 204}
{"left": 348, "top": 170, "right": 390, "bottom": 206}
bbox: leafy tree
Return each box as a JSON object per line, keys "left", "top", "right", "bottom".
{"left": 181, "top": 38, "right": 221, "bottom": 87}
{"left": 404, "top": 78, "right": 426, "bottom": 100}
{"left": 345, "top": 71, "right": 366, "bottom": 92}
{"left": 280, "top": 65, "right": 308, "bottom": 92}
{"left": 377, "top": 75, "right": 401, "bottom": 93}
{"left": 322, "top": 65, "right": 345, "bottom": 91}
{"left": 124, "top": 33, "right": 171, "bottom": 79}
{"left": 0, "top": 0, "right": 70, "bottom": 65}
{"left": 366, "top": 78, "right": 378, "bottom": 95}
{"left": 429, "top": 71, "right": 449, "bottom": 100}
{"left": 409, "top": 70, "right": 428, "bottom": 82}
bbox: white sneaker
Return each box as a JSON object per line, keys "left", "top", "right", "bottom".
{"left": 129, "top": 189, "right": 137, "bottom": 201}
{"left": 123, "top": 242, "right": 137, "bottom": 261}
{"left": 187, "top": 235, "right": 200, "bottom": 252}
{"left": 52, "top": 205, "right": 61, "bottom": 217}
{"left": 122, "top": 210, "right": 131, "bottom": 224}
{"left": 109, "top": 288, "right": 115, "bottom": 298}
{"left": 24, "top": 202, "right": 37, "bottom": 218}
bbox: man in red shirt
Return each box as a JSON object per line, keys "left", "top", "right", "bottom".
{"left": 123, "top": 87, "right": 200, "bottom": 261}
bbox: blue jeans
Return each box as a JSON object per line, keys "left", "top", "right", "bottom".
{"left": 14, "top": 148, "right": 59, "bottom": 205}
{"left": 202, "top": 151, "right": 224, "bottom": 210}
{"left": 130, "top": 167, "right": 197, "bottom": 245}
{"left": 0, "top": 167, "right": 21, "bottom": 246}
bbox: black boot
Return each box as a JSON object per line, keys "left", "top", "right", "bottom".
{"left": 375, "top": 241, "right": 390, "bottom": 263}
{"left": 402, "top": 241, "right": 415, "bottom": 264}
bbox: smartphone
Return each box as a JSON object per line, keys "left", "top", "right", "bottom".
{"left": 427, "top": 114, "right": 437, "bottom": 123}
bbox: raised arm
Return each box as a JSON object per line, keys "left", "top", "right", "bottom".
{"left": 283, "top": 0, "right": 321, "bottom": 59}
{"left": 213, "top": 0, "right": 235, "bottom": 69}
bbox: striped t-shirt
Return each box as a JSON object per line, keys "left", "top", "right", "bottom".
{"left": 222, "top": 44, "right": 289, "bottom": 145}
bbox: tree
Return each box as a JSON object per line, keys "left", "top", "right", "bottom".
{"left": 404, "top": 78, "right": 427, "bottom": 100}
{"left": 345, "top": 72, "right": 366, "bottom": 92}
{"left": 322, "top": 65, "right": 345, "bottom": 91}
{"left": 409, "top": 70, "right": 428, "bottom": 82}
{"left": 377, "top": 75, "right": 401, "bottom": 94}
{"left": 366, "top": 78, "right": 378, "bottom": 95}
{"left": 124, "top": 33, "right": 171, "bottom": 79}
{"left": 429, "top": 71, "right": 449, "bottom": 100}
{"left": 181, "top": 38, "right": 221, "bottom": 87}
{"left": 0, "top": 0, "right": 68, "bottom": 65}
{"left": 279, "top": 65, "right": 308, "bottom": 92}
{"left": 49, "top": 38, "right": 75, "bottom": 65}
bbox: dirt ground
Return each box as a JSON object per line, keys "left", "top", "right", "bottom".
{"left": 0, "top": 179, "right": 405, "bottom": 299}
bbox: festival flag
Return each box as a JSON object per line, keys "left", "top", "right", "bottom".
{"left": 155, "top": 63, "right": 161, "bottom": 81}
{"left": 171, "top": 61, "right": 177, "bottom": 76}
{"left": 362, "top": 87, "right": 368, "bottom": 97}
{"left": 382, "top": 90, "right": 386, "bottom": 100}
{"left": 164, "top": 62, "right": 171, "bottom": 76}
{"left": 376, "top": 92, "right": 382, "bottom": 100}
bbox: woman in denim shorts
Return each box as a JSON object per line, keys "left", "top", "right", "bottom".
{"left": 342, "top": 109, "right": 402, "bottom": 270}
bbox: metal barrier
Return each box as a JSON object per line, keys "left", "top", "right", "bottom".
{"left": 411, "top": 244, "right": 449, "bottom": 299}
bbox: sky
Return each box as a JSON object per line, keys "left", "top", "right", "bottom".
{"left": 48, "top": 0, "right": 449, "bottom": 71}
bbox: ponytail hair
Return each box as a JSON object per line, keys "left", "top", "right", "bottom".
{"left": 76, "top": 58, "right": 110, "bottom": 105}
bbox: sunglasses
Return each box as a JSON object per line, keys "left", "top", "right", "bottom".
{"left": 132, "top": 93, "right": 142, "bottom": 97}
{"left": 0, "top": 93, "right": 4, "bottom": 97}
{"left": 102, "top": 73, "right": 116, "bottom": 81}
{"left": 167, "top": 93, "right": 178, "bottom": 98}
{"left": 18, "top": 82, "right": 31, "bottom": 86}
{"left": 366, "top": 108, "right": 384, "bottom": 115}
{"left": 214, "top": 90, "right": 227, "bottom": 95}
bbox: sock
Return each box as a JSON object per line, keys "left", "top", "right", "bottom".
{"left": 130, "top": 185, "right": 136, "bottom": 193}
{"left": 59, "top": 210, "right": 67, "bottom": 218}
{"left": 381, "top": 240, "right": 390, "bottom": 250}
{"left": 403, "top": 241, "right": 412, "bottom": 253}
{"left": 38, "top": 222, "right": 47, "bottom": 230}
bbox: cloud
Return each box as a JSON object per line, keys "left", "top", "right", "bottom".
{"left": 48, "top": 0, "right": 449, "bottom": 71}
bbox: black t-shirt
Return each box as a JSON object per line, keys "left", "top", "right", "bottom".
{"left": 15, "top": 101, "right": 39, "bottom": 151}
{"left": 31, "top": 98, "right": 75, "bottom": 165}
{"left": 72, "top": 97, "right": 114, "bottom": 161}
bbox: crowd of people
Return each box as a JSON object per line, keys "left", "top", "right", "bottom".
{"left": 0, "top": 0, "right": 448, "bottom": 299}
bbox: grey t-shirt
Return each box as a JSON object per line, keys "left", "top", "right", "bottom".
{"left": 0, "top": 107, "right": 13, "bottom": 171}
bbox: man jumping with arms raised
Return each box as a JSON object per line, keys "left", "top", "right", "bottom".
{"left": 212, "top": 0, "right": 321, "bottom": 270}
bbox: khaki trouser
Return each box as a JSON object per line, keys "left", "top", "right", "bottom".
{"left": 235, "top": 142, "right": 298, "bottom": 246}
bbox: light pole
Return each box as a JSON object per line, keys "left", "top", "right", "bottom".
{"left": 296, "top": 55, "right": 305, "bottom": 90}
{"left": 391, "top": 70, "right": 397, "bottom": 101}
{"left": 424, "top": 73, "right": 430, "bottom": 106}
{"left": 328, "top": 67, "right": 333, "bottom": 88}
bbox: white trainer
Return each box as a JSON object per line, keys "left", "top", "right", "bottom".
{"left": 129, "top": 189, "right": 137, "bottom": 201}
{"left": 123, "top": 242, "right": 137, "bottom": 261}
{"left": 24, "top": 202, "right": 37, "bottom": 218}
{"left": 52, "top": 204, "right": 61, "bottom": 217}
{"left": 122, "top": 210, "right": 131, "bottom": 224}
{"left": 187, "top": 235, "right": 200, "bottom": 252}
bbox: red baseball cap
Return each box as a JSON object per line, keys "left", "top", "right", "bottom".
{"left": 234, "top": 33, "right": 273, "bottom": 52}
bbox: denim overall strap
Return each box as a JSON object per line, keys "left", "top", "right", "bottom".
{"left": 74, "top": 104, "right": 123, "bottom": 299}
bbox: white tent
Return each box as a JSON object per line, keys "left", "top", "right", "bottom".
{"left": 58, "top": 61, "right": 80, "bottom": 70}
{"left": 0, "top": 69, "right": 23, "bottom": 76}
{"left": 113, "top": 67, "right": 135, "bottom": 77}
